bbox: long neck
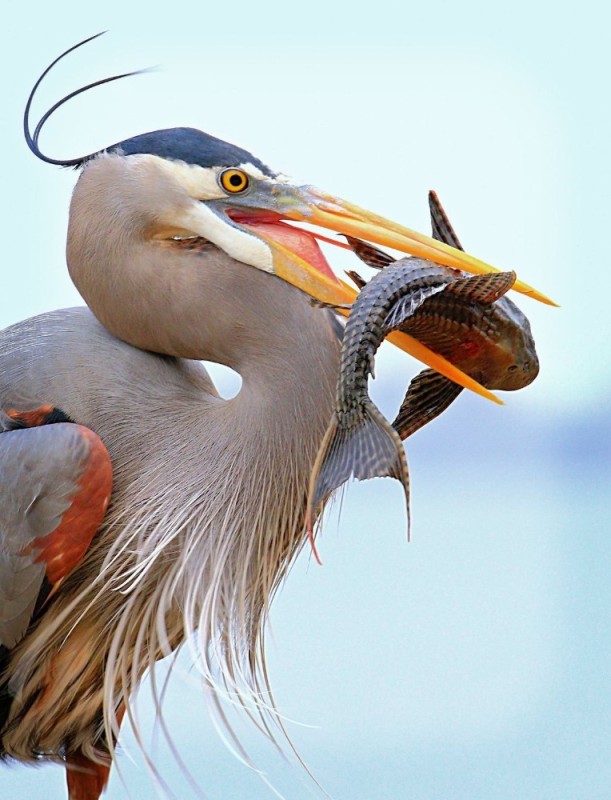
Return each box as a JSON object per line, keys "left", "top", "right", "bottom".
{"left": 64, "top": 151, "right": 340, "bottom": 696}
{"left": 66, "top": 155, "right": 342, "bottom": 532}
{"left": 2, "top": 157, "right": 343, "bottom": 761}
{"left": 96, "top": 267, "right": 341, "bottom": 573}
{"left": 88, "top": 276, "right": 340, "bottom": 746}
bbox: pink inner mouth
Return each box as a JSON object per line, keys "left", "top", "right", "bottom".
{"left": 227, "top": 208, "right": 339, "bottom": 282}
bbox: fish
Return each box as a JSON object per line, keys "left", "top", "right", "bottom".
{"left": 348, "top": 191, "right": 540, "bottom": 439}
{"left": 305, "top": 192, "right": 539, "bottom": 556}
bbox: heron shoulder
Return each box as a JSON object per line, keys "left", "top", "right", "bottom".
{"left": 0, "top": 308, "right": 220, "bottom": 423}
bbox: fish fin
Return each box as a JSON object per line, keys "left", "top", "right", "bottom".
{"left": 343, "top": 235, "right": 396, "bottom": 269}
{"left": 306, "top": 402, "right": 410, "bottom": 553}
{"left": 429, "top": 190, "right": 464, "bottom": 250}
{"left": 383, "top": 284, "right": 447, "bottom": 332}
{"left": 445, "top": 270, "right": 517, "bottom": 304}
{"left": 393, "top": 369, "right": 464, "bottom": 440}
{"left": 345, "top": 269, "right": 368, "bottom": 289}
{"left": 310, "top": 298, "right": 353, "bottom": 311}
{"left": 327, "top": 309, "right": 346, "bottom": 343}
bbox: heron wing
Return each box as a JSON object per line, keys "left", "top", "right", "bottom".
{"left": 0, "top": 421, "right": 112, "bottom": 649}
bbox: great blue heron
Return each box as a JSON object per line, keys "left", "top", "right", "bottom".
{"left": 0, "top": 35, "right": 552, "bottom": 800}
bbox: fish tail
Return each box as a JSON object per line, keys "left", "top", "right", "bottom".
{"left": 306, "top": 401, "right": 411, "bottom": 561}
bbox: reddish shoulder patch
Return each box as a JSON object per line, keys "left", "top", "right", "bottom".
{"left": 6, "top": 405, "right": 57, "bottom": 427}
{"left": 23, "top": 426, "right": 113, "bottom": 585}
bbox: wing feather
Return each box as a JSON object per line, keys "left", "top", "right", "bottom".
{"left": 0, "top": 422, "right": 112, "bottom": 648}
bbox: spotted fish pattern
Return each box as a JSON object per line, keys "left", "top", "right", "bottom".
{"left": 349, "top": 192, "right": 539, "bottom": 439}
{"left": 306, "top": 192, "right": 539, "bottom": 545}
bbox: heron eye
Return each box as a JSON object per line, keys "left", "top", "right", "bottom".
{"left": 219, "top": 168, "right": 249, "bottom": 194}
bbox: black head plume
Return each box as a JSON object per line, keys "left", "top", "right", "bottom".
{"left": 24, "top": 32, "right": 146, "bottom": 168}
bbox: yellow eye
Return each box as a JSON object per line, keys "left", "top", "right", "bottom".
{"left": 219, "top": 168, "right": 250, "bottom": 194}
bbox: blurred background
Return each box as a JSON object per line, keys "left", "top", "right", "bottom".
{"left": 2, "top": 2, "right": 609, "bottom": 798}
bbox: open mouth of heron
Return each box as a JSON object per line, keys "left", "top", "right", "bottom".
{"left": 227, "top": 208, "right": 341, "bottom": 283}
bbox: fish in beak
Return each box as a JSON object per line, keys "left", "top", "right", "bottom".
{"left": 226, "top": 182, "right": 555, "bottom": 403}
{"left": 303, "top": 191, "right": 542, "bottom": 561}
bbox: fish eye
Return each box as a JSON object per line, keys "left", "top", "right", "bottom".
{"left": 507, "top": 364, "right": 519, "bottom": 373}
{"left": 219, "top": 168, "right": 250, "bottom": 194}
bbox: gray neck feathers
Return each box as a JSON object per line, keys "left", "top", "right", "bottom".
{"left": 1, "top": 152, "right": 341, "bottom": 759}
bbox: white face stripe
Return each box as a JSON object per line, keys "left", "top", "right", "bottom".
{"left": 236, "top": 163, "right": 269, "bottom": 182}
{"left": 233, "top": 163, "right": 293, "bottom": 184}
{"left": 130, "top": 154, "right": 278, "bottom": 272}
{"left": 154, "top": 157, "right": 227, "bottom": 199}
{"left": 151, "top": 155, "right": 283, "bottom": 200}
{"left": 173, "top": 201, "right": 275, "bottom": 274}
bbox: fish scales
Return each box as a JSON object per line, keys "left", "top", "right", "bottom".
{"left": 306, "top": 191, "right": 539, "bottom": 559}
{"left": 306, "top": 263, "right": 460, "bottom": 549}
{"left": 336, "top": 263, "right": 454, "bottom": 417}
{"left": 404, "top": 295, "right": 500, "bottom": 352}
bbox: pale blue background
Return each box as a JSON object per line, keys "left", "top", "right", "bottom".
{"left": 2, "top": 2, "right": 609, "bottom": 798}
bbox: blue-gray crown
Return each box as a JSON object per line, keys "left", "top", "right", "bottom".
{"left": 110, "top": 127, "right": 275, "bottom": 176}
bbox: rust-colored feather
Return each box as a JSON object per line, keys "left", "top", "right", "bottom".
{"left": 23, "top": 426, "right": 112, "bottom": 585}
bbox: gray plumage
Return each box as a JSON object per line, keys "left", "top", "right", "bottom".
{"left": 0, "top": 273, "right": 339, "bottom": 762}
{"left": 0, "top": 422, "right": 89, "bottom": 649}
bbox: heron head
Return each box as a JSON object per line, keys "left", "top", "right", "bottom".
{"left": 24, "top": 34, "right": 554, "bottom": 393}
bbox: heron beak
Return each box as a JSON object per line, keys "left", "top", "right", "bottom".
{"left": 286, "top": 188, "right": 556, "bottom": 307}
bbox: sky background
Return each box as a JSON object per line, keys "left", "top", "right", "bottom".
{"left": 2, "top": 2, "right": 610, "bottom": 799}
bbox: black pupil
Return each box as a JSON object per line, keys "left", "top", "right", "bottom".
{"left": 229, "top": 173, "right": 244, "bottom": 187}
